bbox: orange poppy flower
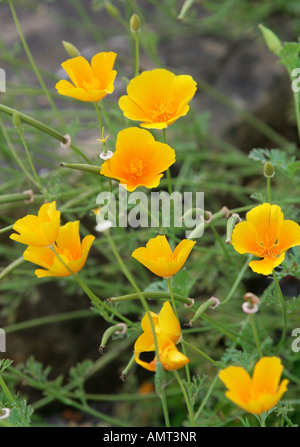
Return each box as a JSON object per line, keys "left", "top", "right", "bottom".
{"left": 100, "top": 127, "right": 175, "bottom": 191}
{"left": 219, "top": 356, "right": 289, "bottom": 414}
{"left": 55, "top": 52, "right": 117, "bottom": 102}
{"left": 132, "top": 235, "right": 195, "bottom": 278}
{"left": 23, "top": 221, "right": 95, "bottom": 278}
{"left": 10, "top": 201, "right": 60, "bottom": 248}
{"left": 134, "top": 301, "right": 189, "bottom": 372}
{"left": 118, "top": 68, "right": 197, "bottom": 129}
{"left": 231, "top": 203, "right": 300, "bottom": 275}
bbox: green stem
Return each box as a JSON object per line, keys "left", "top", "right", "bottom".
{"left": 249, "top": 314, "right": 263, "bottom": 358}
{"left": 181, "top": 338, "right": 222, "bottom": 368}
{"left": 209, "top": 221, "right": 233, "bottom": 265}
{"left": 8, "top": 0, "right": 65, "bottom": 131}
{"left": 194, "top": 370, "right": 219, "bottom": 421}
{"left": 0, "top": 104, "right": 90, "bottom": 163}
{"left": 167, "top": 278, "right": 191, "bottom": 384}
{"left": 49, "top": 246, "right": 133, "bottom": 327}
{"left": 0, "top": 256, "right": 25, "bottom": 282}
{"left": 134, "top": 31, "right": 140, "bottom": 77}
{"left": 0, "top": 118, "right": 37, "bottom": 186}
{"left": 267, "top": 176, "right": 271, "bottom": 203}
{"left": 104, "top": 230, "right": 170, "bottom": 427}
{"left": 162, "top": 128, "right": 172, "bottom": 195}
{"left": 0, "top": 375, "right": 14, "bottom": 405}
{"left": 173, "top": 369, "right": 195, "bottom": 427}
{"left": 17, "top": 130, "right": 46, "bottom": 196}
{"left": 167, "top": 278, "right": 179, "bottom": 320}
{"left": 272, "top": 270, "right": 287, "bottom": 353}
{"left": 221, "top": 254, "right": 252, "bottom": 305}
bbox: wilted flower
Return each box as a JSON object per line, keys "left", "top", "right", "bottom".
{"left": 134, "top": 301, "right": 189, "bottom": 372}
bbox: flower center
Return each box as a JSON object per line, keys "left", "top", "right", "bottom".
{"left": 151, "top": 100, "right": 175, "bottom": 123}
{"left": 83, "top": 77, "right": 100, "bottom": 91}
{"left": 259, "top": 236, "right": 280, "bottom": 258}
{"left": 129, "top": 158, "right": 144, "bottom": 180}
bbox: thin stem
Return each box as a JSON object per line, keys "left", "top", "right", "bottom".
{"left": 8, "top": 0, "right": 65, "bottom": 130}
{"left": 0, "top": 118, "right": 37, "bottom": 186}
{"left": 249, "top": 314, "right": 263, "bottom": 358}
{"left": 134, "top": 32, "right": 140, "bottom": 77}
{"left": 167, "top": 278, "right": 191, "bottom": 384}
{"left": 221, "top": 254, "right": 253, "bottom": 305}
{"left": 267, "top": 176, "right": 271, "bottom": 203}
{"left": 181, "top": 338, "right": 222, "bottom": 368}
{"left": 49, "top": 246, "right": 133, "bottom": 327}
{"left": 162, "top": 128, "right": 172, "bottom": 195}
{"left": 0, "top": 375, "right": 14, "bottom": 405}
{"left": 272, "top": 270, "right": 287, "bottom": 353}
{"left": 94, "top": 101, "right": 103, "bottom": 133}
{"left": 173, "top": 369, "right": 195, "bottom": 427}
{"left": 0, "top": 104, "right": 90, "bottom": 163}
{"left": 194, "top": 370, "right": 220, "bottom": 421}
{"left": 167, "top": 277, "right": 179, "bottom": 320}
{"left": 17, "top": 130, "right": 46, "bottom": 196}
{"left": 104, "top": 230, "right": 171, "bottom": 427}
{"left": 209, "top": 221, "right": 233, "bottom": 265}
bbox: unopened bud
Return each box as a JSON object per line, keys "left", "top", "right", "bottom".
{"left": 258, "top": 24, "right": 282, "bottom": 56}
{"left": 105, "top": 2, "right": 121, "bottom": 19}
{"left": 62, "top": 40, "right": 80, "bottom": 58}
{"left": 226, "top": 213, "right": 242, "bottom": 244}
{"left": 130, "top": 13, "right": 141, "bottom": 33}
{"left": 263, "top": 161, "right": 275, "bottom": 178}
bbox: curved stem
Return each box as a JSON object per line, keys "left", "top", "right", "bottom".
{"left": 272, "top": 270, "right": 287, "bottom": 353}
{"left": 173, "top": 369, "right": 195, "bottom": 427}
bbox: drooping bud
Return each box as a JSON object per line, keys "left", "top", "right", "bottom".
{"left": 130, "top": 13, "right": 141, "bottom": 33}
{"left": 99, "top": 323, "right": 127, "bottom": 353}
{"left": 12, "top": 109, "right": 23, "bottom": 133}
{"left": 258, "top": 24, "right": 282, "bottom": 56}
{"left": 225, "top": 213, "right": 242, "bottom": 244}
{"left": 263, "top": 161, "right": 275, "bottom": 178}
{"left": 62, "top": 40, "right": 81, "bottom": 58}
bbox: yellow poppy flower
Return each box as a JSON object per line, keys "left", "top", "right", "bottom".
{"left": 118, "top": 68, "right": 197, "bottom": 129}
{"left": 219, "top": 357, "right": 289, "bottom": 415}
{"left": 23, "top": 221, "right": 95, "bottom": 278}
{"left": 55, "top": 52, "right": 117, "bottom": 102}
{"left": 10, "top": 201, "right": 60, "bottom": 248}
{"left": 132, "top": 235, "right": 196, "bottom": 278}
{"left": 134, "top": 301, "right": 189, "bottom": 372}
{"left": 100, "top": 127, "right": 175, "bottom": 191}
{"left": 231, "top": 203, "right": 300, "bottom": 275}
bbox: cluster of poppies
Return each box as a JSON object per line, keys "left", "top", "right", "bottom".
{"left": 9, "top": 49, "right": 300, "bottom": 418}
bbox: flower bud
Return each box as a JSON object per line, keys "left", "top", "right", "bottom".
{"left": 62, "top": 40, "right": 80, "bottom": 58}
{"left": 226, "top": 213, "right": 242, "bottom": 244}
{"left": 258, "top": 24, "right": 282, "bottom": 56}
{"left": 105, "top": 2, "right": 121, "bottom": 19}
{"left": 263, "top": 161, "right": 275, "bottom": 178}
{"left": 130, "top": 13, "right": 141, "bottom": 33}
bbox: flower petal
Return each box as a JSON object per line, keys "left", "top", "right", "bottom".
{"left": 249, "top": 253, "right": 285, "bottom": 275}
{"left": 219, "top": 366, "right": 252, "bottom": 402}
{"left": 252, "top": 356, "right": 284, "bottom": 394}
{"left": 231, "top": 221, "right": 263, "bottom": 256}
{"left": 61, "top": 56, "right": 93, "bottom": 88}
{"left": 246, "top": 203, "right": 283, "bottom": 247}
